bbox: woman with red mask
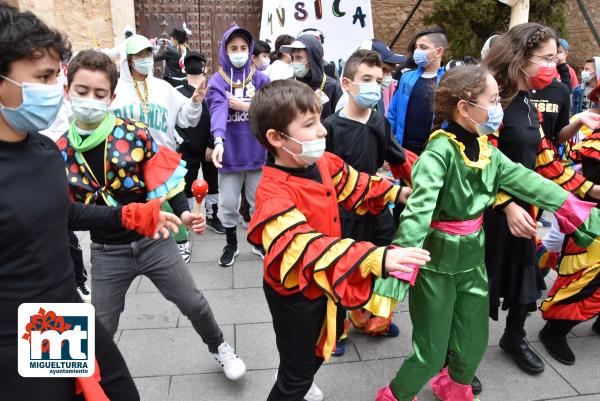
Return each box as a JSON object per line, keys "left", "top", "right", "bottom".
{"left": 481, "top": 23, "right": 600, "bottom": 378}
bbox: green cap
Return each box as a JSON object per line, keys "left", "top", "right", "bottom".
{"left": 126, "top": 35, "right": 152, "bottom": 55}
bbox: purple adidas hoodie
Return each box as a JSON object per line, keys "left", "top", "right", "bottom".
{"left": 205, "top": 25, "right": 270, "bottom": 173}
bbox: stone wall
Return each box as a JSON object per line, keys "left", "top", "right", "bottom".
{"left": 14, "top": 0, "right": 135, "bottom": 53}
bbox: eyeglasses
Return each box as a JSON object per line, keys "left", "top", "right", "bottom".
{"left": 529, "top": 54, "right": 558, "bottom": 68}
{"left": 468, "top": 97, "right": 502, "bottom": 109}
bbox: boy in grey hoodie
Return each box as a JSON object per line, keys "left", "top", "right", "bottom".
{"left": 205, "top": 25, "right": 270, "bottom": 267}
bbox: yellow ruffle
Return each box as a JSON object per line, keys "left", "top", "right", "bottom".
{"left": 429, "top": 129, "right": 492, "bottom": 170}
{"left": 337, "top": 165, "right": 359, "bottom": 203}
{"left": 280, "top": 232, "right": 322, "bottom": 289}
{"left": 261, "top": 208, "right": 306, "bottom": 251}
{"left": 559, "top": 238, "right": 600, "bottom": 276}
{"left": 540, "top": 265, "right": 600, "bottom": 312}
{"left": 363, "top": 292, "right": 398, "bottom": 319}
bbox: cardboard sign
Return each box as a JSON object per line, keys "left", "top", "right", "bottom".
{"left": 260, "top": 0, "right": 374, "bottom": 65}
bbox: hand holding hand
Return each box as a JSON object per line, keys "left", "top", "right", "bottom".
{"left": 504, "top": 202, "right": 537, "bottom": 238}
{"left": 384, "top": 247, "right": 430, "bottom": 274}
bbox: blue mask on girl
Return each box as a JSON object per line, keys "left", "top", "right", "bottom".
{"left": 467, "top": 101, "right": 504, "bottom": 136}
{"left": 0, "top": 75, "right": 63, "bottom": 135}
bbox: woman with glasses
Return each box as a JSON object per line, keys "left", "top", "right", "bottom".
{"left": 482, "top": 23, "right": 600, "bottom": 378}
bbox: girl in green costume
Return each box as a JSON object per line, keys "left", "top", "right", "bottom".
{"left": 375, "top": 66, "right": 600, "bottom": 401}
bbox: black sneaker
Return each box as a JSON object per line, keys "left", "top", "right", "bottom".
{"left": 252, "top": 245, "right": 265, "bottom": 260}
{"left": 207, "top": 216, "right": 226, "bottom": 234}
{"left": 219, "top": 244, "right": 239, "bottom": 267}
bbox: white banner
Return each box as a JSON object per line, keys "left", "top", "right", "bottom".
{"left": 260, "top": 0, "right": 374, "bottom": 65}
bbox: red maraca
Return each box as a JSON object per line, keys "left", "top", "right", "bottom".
{"left": 191, "top": 178, "right": 209, "bottom": 214}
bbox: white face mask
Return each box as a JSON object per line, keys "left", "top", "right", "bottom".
{"left": 281, "top": 133, "right": 325, "bottom": 165}
{"left": 70, "top": 97, "right": 109, "bottom": 125}
{"left": 133, "top": 57, "right": 154, "bottom": 76}
{"left": 381, "top": 75, "right": 394, "bottom": 89}
{"left": 581, "top": 70, "right": 594, "bottom": 85}
{"left": 230, "top": 52, "right": 249, "bottom": 69}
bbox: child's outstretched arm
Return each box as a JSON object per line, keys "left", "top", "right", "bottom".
{"left": 326, "top": 153, "right": 408, "bottom": 214}
{"left": 247, "top": 195, "right": 429, "bottom": 360}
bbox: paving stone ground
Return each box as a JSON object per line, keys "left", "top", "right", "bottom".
{"left": 76, "top": 222, "right": 600, "bottom": 401}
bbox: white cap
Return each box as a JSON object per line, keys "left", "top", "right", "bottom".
{"left": 280, "top": 40, "right": 307, "bottom": 54}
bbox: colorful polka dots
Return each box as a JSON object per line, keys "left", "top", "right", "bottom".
{"left": 131, "top": 148, "right": 144, "bottom": 162}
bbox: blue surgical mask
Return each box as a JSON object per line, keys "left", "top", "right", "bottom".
{"left": 292, "top": 62, "right": 309, "bottom": 78}
{"left": 229, "top": 52, "right": 249, "bottom": 69}
{"left": 349, "top": 82, "right": 382, "bottom": 109}
{"left": 467, "top": 101, "right": 504, "bottom": 136}
{"left": 133, "top": 57, "right": 154, "bottom": 76}
{"left": 0, "top": 75, "right": 64, "bottom": 135}
{"left": 413, "top": 48, "right": 438, "bottom": 68}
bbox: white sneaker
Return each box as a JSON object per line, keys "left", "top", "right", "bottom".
{"left": 178, "top": 242, "right": 191, "bottom": 263}
{"left": 76, "top": 283, "right": 91, "bottom": 303}
{"left": 213, "top": 342, "right": 246, "bottom": 380}
{"left": 304, "top": 381, "right": 324, "bottom": 401}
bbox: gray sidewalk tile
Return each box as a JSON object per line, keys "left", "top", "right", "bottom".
{"left": 177, "top": 287, "right": 271, "bottom": 327}
{"left": 350, "top": 311, "right": 414, "bottom": 361}
{"left": 532, "top": 336, "right": 600, "bottom": 395}
{"left": 118, "top": 325, "right": 234, "bottom": 377}
{"left": 235, "top": 322, "right": 359, "bottom": 370}
{"left": 168, "top": 369, "right": 276, "bottom": 401}
{"left": 233, "top": 259, "right": 264, "bottom": 289}
{"left": 570, "top": 317, "right": 599, "bottom": 337}
{"left": 134, "top": 376, "right": 170, "bottom": 401}
{"left": 475, "top": 346, "right": 577, "bottom": 401}
{"left": 190, "top": 237, "right": 261, "bottom": 263}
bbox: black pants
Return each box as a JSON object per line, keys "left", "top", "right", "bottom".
{"left": 0, "top": 318, "right": 139, "bottom": 401}
{"left": 69, "top": 231, "right": 87, "bottom": 286}
{"left": 183, "top": 159, "right": 219, "bottom": 198}
{"left": 264, "top": 281, "right": 345, "bottom": 401}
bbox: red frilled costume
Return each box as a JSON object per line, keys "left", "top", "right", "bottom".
{"left": 540, "top": 128, "right": 600, "bottom": 323}
{"left": 247, "top": 152, "right": 402, "bottom": 362}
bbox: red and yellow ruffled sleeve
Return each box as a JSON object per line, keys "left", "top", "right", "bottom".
{"left": 327, "top": 153, "right": 400, "bottom": 216}
{"left": 389, "top": 148, "right": 418, "bottom": 185}
{"left": 536, "top": 137, "right": 593, "bottom": 199}
{"left": 247, "top": 198, "right": 386, "bottom": 360}
{"left": 570, "top": 130, "right": 600, "bottom": 163}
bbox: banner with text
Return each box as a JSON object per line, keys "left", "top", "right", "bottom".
{"left": 260, "top": 0, "right": 374, "bottom": 65}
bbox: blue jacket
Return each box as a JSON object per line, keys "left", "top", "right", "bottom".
{"left": 387, "top": 67, "right": 444, "bottom": 144}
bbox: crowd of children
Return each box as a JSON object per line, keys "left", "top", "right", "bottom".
{"left": 1, "top": 2, "right": 600, "bottom": 401}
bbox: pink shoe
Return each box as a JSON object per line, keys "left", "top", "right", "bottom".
{"left": 430, "top": 367, "right": 475, "bottom": 401}
{"left": 375, "top": 385, "right": 417, "bottom": 401}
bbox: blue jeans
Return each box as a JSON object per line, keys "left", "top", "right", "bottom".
{"left": 90, "top": 237, "right": 223, "bottom": 353}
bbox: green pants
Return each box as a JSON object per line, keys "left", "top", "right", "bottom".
{"left": 160, "top": 202, "right": 189, "bottom": 243}
{"left": 390, "top": 265, "right": 489, "bottom": 401}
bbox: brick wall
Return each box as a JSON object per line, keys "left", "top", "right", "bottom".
{"left": 371, "top": 0, "right": 599, "bottom": 72}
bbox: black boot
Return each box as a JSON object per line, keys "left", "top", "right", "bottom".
{"left": 539, "top": 320, "right": 576, "bottom": 365}
{"left": 500, "top": 332, "right": 545, "bottom": 374}
{"left": 471, "top": 374, "right": 482, "bottom": 396}
{"left": 501, "top": 305, "right": 544, "bottom": 374}
{"left": 219, "top": 227, "right": 239, "bottom": 267}
{"left": 207, "top": 204, "right": 226, "bottom": 234}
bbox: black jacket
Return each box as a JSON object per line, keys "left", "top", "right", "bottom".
{"left": 175, "top": 82, "right": 212, "bottom": 163}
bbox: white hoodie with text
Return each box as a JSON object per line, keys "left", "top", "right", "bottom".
{"left": 110, "top": 57, "right": 202, "bottom": 150}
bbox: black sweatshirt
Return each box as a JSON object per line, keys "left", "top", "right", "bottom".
{"left": 0, "top": 133, "right": 125, "bottom": 347}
